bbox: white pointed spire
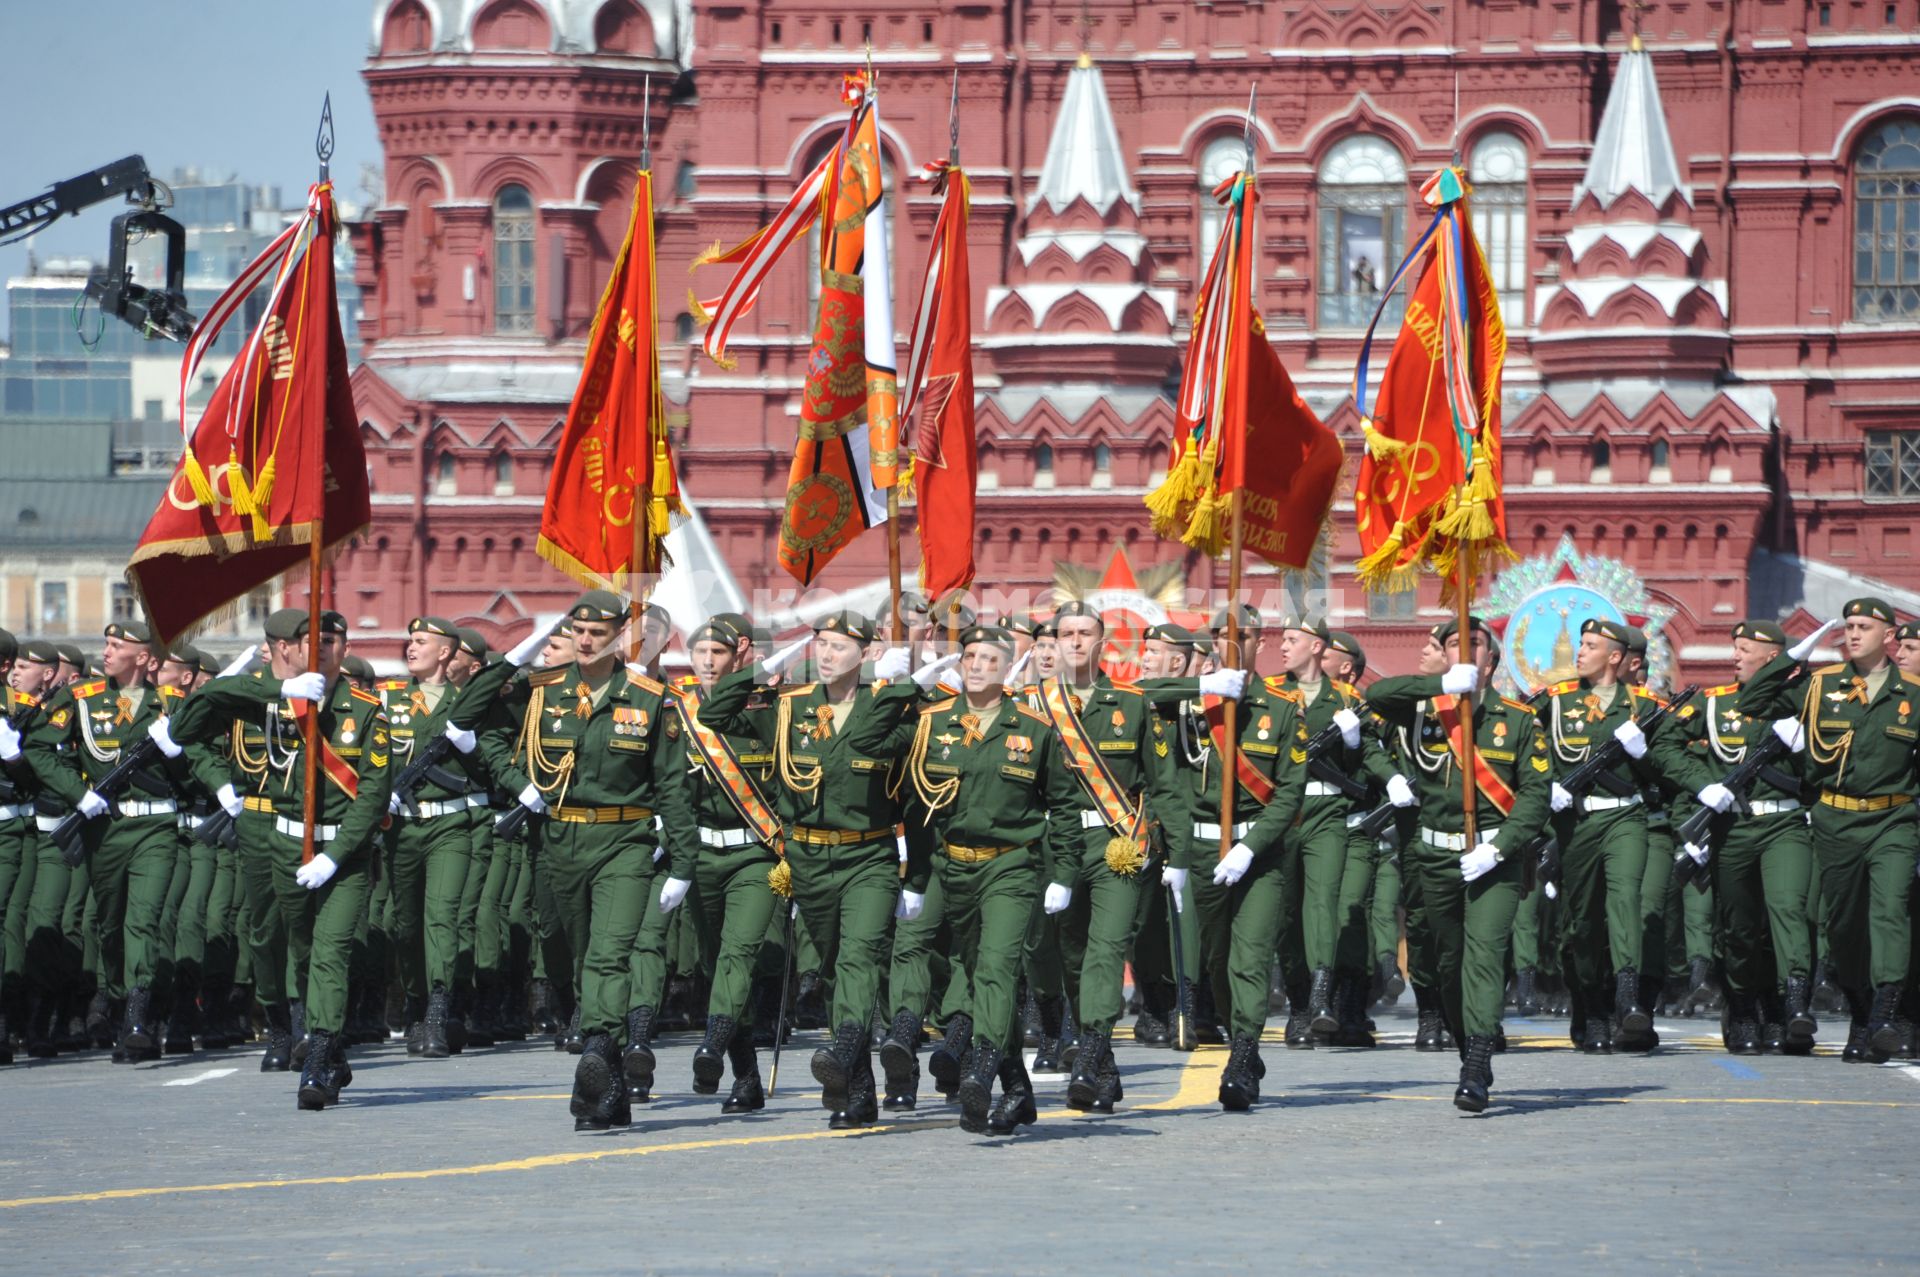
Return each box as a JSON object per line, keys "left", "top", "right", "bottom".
{"left": 1028, "top": 53, "right": 1139, "bottom": 217}
{"left": 1574, "top": 39, "right": 1689, "bottom": 209}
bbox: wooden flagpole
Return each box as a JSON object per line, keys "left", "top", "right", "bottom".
{"left": 630, "top": 75, "right": 655, "bottom": 664}
{"left": 300, "top": 94, "right": 335, "bottom": 868}
{"left": 1216, "top": 87, "right": 1258, "bottom": 865}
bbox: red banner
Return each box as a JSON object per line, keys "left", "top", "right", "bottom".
{"left": 539, "top": 169, "right": 681, "bottom": 589}
{"left": 906, "top": 164, "right": 976, "bottom": 602}
{"left": 128, "top": 183, "right": 369, "bottom": 643}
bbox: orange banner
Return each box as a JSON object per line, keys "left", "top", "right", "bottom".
{"left": 908, "top": 165, "right": 976, "bottom": 602}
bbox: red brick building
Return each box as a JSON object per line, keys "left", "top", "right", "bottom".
{"left": 340, "top": 0, "right": 1920, "bottom": 679}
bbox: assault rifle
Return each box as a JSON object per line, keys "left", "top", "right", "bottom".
{"left": 1671, "top": 664, "right": 1812, "bottom": 892}
{"left": 0, "top": 697, "right": 41, "bottom": 804}
{"left": 49, "top": 737, "right": 167, "bottom": 867}
{"left": 1301, "top": 716, "right": 1372, "bottom": 804}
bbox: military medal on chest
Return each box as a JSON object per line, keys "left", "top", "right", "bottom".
{"left": 1110, "top": 708, "right": 1125, "bottom": 737}
{"left": 1256, "top": 713, "right": 1272, "bottom": 741}
{"left": 339, "top": 722, "right": 356, "bottom": 746}
{"left": 935, "top": 731, "right": 958, "bottom": 760}
{"left": 1006, "top": 733, "right": 1033, "bottom": 764}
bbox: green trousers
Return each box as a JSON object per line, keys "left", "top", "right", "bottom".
{"left": 262, "top": 829, "right": 370, "bottom": 1034}
{"left": 502, "top": 836, "right": 534, "bottom": 985}
{"left": 694, "top": 843, "right": 779, "bottom": 1023}
{"left": 1333, "top": 828, "right": 1379, "bottom": 979}
{"left": 1401, "top": 851, "right": 1439, "bottom": 991}
{"left": 1406, "top": 839, "right": 1524, "bottom": 1041}
{"left": 1129, "top": 853, "right": 1196, "bottom": 1012}
{"left": 1638, "top": 822, "right": 1676, "bottom": 981}
{"left": 788, "top": 839, "right": 896, "bottom": 1035}
{"left": 1056, "top": 828, "right": 1151, "bottom": 1032}
{"left": 80, "top": 813, "right": 178, "bottom": 999}
{"left": 25, "top": 835, "right": 76, "bottom": 1000}
{"left": 627, "top": 846, "right": 674, "bottom": 1014}
{"left": 541, "top": 821, "right": 657, "bottom": 1040}
{"left": 938, "top": 844, "right": 1039, "bottom": 1049}
{"left": 1293, "top": 798, "right": 1353, "bottom": 973}
{"left": 529, "top": 824, "right": 575, "bottom": 995}
{"left": 384, "top": 810, "right": 474, "bottom": 1000}
{"left": 202, "top": 840, "right": 238, "bottom": 993}
{"left": 237, "top": 811, "right": 290, "bottom": 1006}
{"left": 888, "top": 865, "right": 953, "bottom": 1019}
{"left": 1709, "top": 811, "right": 1813, "bottom": 996}
{"left": 1556, "top": 806, "right": 1648, "bottom": 994}
{"left": 0, "top": 818, "right": 35, "bottom": 1005}
{"left": 1370, "top": 851, "right": 1402, "bottom": 966}
{"left": 1193, "top": 848, "right": 1289, "bottom": 1040}
{"left": 1808, "top": 804, "right": 1919, "bottom": 990}
{"left": 453, "top": 814, "right": 490, "bottom": 994}
{"left": 1511, "top": 879, "right": 1542, "bottom": 972}
{"left": 162, "top": 829, "right": 217, "bottom": 1003}
{"left": 474, "top": 817, "right": 514, "bottom": 978}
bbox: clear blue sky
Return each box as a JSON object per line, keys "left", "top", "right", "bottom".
{"left": 0, "top": 0, "right": 380, "bottom": 340}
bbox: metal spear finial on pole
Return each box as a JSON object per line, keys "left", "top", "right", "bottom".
{"left": 949, "top": 68, "right": 961, "bottom": 166}
{"left": 316, "top": 92, "right": 335, "bottom": 184}
{"left": 641, "top": 74, "right": 653, "bottom": 171}
{"left": 1241, "top": 84, "right": 1258, "bottom": 174}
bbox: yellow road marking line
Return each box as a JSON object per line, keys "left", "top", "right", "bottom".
{"left": 1268, "top": 1093, "right": 1918, "bottom": 1108}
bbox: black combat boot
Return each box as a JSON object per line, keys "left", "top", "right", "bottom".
{"left": 571, "top": 1033, "right": 628, "bottom": 1131}
{"left": 560, "top": 1003, "right": 584, "bottom": 1054}
{"left": 1375, "top": 953, "right": 1406, "bottom": 1007}
{"left": 956, "top": 1038, "right": 1001, "bottom": 1134}
{"left": 1757, "top": 987, "right": 1786, "bottom": 1054}
{"left": 1614, "top": 967, "right": 1650, "bottom": 1040}
{"left": 793, "top": 970, "right": 827, "bottom": 1030}
{"left": 259, "top": 1002, "right": 294, "bottom": 1072}
{"left": 444, "top": 987, "right": 469, "bottom": 1055}
{"left": 1453, "top": 1034, "right": 1496, "bottom": 1114}
{"left": 1414, "top": 990, "right": 1443, "bottom": 1052}
{"left": 722, "top": 1032, "right": 764, "bottom": 1114}
{"left": 1067, "top": 1024, "right": 1111, "bottom": 1111}
{"left": 1782, "top": 975, "right": 1817, "bottom": 1055}
{"left": 812, "top": 1019, "right": 865, "bottom": 1113}
{"left": 528, "top": 978, "right": 559, "bottom": 1034}
{"left": 987, "top": 1051, "right": 1038, "bottom": 1134}
{"left": 1095, "top": 1038, "right": 1125, "bottom": 1110}
{"left": 121, "top": 986, "right": 157, "bottom": 1058}
{"left": 422, "top": 986, "right": 451, "bottom": 1059}
{"left": 1031, "top": 995, "right": 1068, "bottom": 1073}
{"left": 1284, "top": 1006, "right": 1313, "bottom": 1048}
{"left": 692, "top": 1014, "right": 734, "bottom": 1095}
{"left": 1811, "top": 959, "right": 1844, "bottom": 1014}
{"left": 1333, "top": 978, "right": 1376, "bottom": 1048}
{"left": 1133, "top": 1003, "right": 1170, "bottom": 1046}
{"left": 1725, "top": 995, "right": 1762, "bottom": 1055}
{"left": 497, "top": 975, "right": 529, "bottom": 1041}
{"left": 403, "top": 995, "right": 427, "bottom": 1055}
{"left": 1584, "top": 1013, "right": 1614, "bottom": 1055}
{"left": 1218, "top": 1033, "right": 1259, "bottom": 1111}
{"left": 1513, "top": 969, "right": 1541, "bottom": 1017}
{"left": 622, "top": 1006, "right": 657, "bottom": 1103}
{"left": 296, "top": 1029, "right": 339, "bottom": 1111}
{"left": 877, "top": 1010, "right": 922, "bottom": 1111}
{"left": 1841, "top": 987, "right": 1875, "bottom": 1063}
{"left": 24, "top": 994, "right": 56, "bottom": 1059}
{"left": 1307, "top": 967, "right": 1337, "bottom": 1037}
{"left": 831, "top": 1044, "right": 879, "bottom": 1130}
{"left": 1867, "top": 984, "right": 1906, "bottom": 1060}
{"left": 467, "top": 975, "right": 498, "bottom": 1048}
{"left": 164, "top": 979, "right": 198, "bottom": 1055}
{"left": 289, "top": 1000, "right": 309, "bottom": 1068}
{"left": 928, "top": 1013, "right": 971, "bottom": 1099}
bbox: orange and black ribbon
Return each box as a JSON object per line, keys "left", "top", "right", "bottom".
{"left": 1433, "top": 694, "right": 1516, "bottom": 817}
{"left": 673, "top": 684, "right": 783, "bottom": 852}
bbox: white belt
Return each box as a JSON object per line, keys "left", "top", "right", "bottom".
{"left": 1420, "top": 826, "right": 1502, "bottom": 851}
{"left": 698, "top": 826, "right": 758, "bottom": 849}
{"left": 274, "top": 816, "right": 340, "bottom": 843}
{"left": 1193, "top": 821, "right": 1253, "bottom": 842}
{"left": 1749, "top": 799, "right": 1803, "bottom": 816}
{"left": 1581, "top": 793, "right": 1643, "bottom": 813}
{"left": 179, "top": 813, "right": 206, "bottom": 831}
{"left": 400, "top": 795, "right": 486, "bottom": 820}
{"left": 1346, "top": 812, "right": 1367, "bottom": 830}
{"left": 1079, "top": 810, "right": 1110, "bottom": 830}
{"left": 0, "top": 802, "right": 34, "bottom": 822}
{"left": 118, "top": 799, "right": 177, "bottom": 818}
{"left": 35, "top": 814, "right": 61, "bottom": 833}
{"left": 1304, "top": 781, "right": 1344, "bottom": 798}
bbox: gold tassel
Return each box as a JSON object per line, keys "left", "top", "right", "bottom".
{"left": 1143, "top": 448, "right": 1201, "bottom": 537}
{"left": 181, "top": 452, "right": 218, "bottom": 509}
{"left": 767, "top": 858, "right": 792, "bottom": 899}
{"left": 1182, "top": 487, "right": 1232, "bottom": 558}
{"left": 1361, "top": 417, "right": 1411, "bottom": 463}
{"left": 227, "top": 450, "right": 263, "bottom": 542}
{"left": 689, "top": 240, "right": 726, "bottom": 272}
{"left": 1104, "top": 834, "right": 1147, "bottom": 878}
{"left": 247, "top": 453, "right": 277, "bottom": 542}
{"left": 686, "top": 287, "right": 715, "bottom": 327}
{"left": 1356, "top": 520, "right": 1425, "bottom": 594}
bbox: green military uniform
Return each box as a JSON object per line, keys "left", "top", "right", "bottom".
{"left": 481, "top": 592, "right": 693, "bottom": 1129}
{"left": 24, "top": 623, "right": 186, "bottom": 1057}
{"left": 900, "top": 626, "right": 1083, "bottom": 1135}
{"left": 0, "top": 661, "right": 42, "bottom": 1060}
{"left": 1740, "top": 597, "right": 1920, "bottom": 1061}
{"left": 699, "top": 610, "right": 919, "bottom": 1128}
{"left": 168, "top": 617, "right": 392, "bottom": 1110}
{"left": 158, "top": 646, "right": 230, "bottom": 1051}
{"left": 1365, "top": 617, "right": 1552, "bottom": 1112}
{"left": 1662, "top": 620, "right": 1816, "bottom": 1053}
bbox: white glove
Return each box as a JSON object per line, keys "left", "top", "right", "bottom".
{"left": 1459, "top": 842, "right": 1501, "bottom": 882}
{"left": 147, "top": 718, "right": 183, "bottom": 759}
{"left": 505, "top": 614, "right": 563, "bottom": 667}
{"left": 1198, "top": 668, "right": 1249, "bottom": 699}
{"left": 218, "top": 648, "right": 256, "bottom": 678}
{"left": 1771, "top": 717, "right": 1805, "bottom": 753}
{"left": 77, "top": 790, "right": 109, "bottom": 819}
{"left": 895, "top": 833, "right": 909, "bottom": 864}
{"left": 442, "top": 722, "right": 477, "bottom": 754}
{"left": 295, "top": 853, "right": 338, "bottom": 890}
{"left": 1550, "top": 783, "right": 1574, "bottom": 813}
{"left": 1788, "top": 619, "right": 1840, "bottom": 664}
{"left": 516, "top": 783, "right": 548, "bottom": 814}
{"left": 1386, "top": 774, "right": 1416, "bottom": 808}
{"left": 1685, "top": 841, "right": 1710, "bottom": 866}
{"left": 762, "top": 636, "right": 811, "bottom": 677}
{"left": 1043, "top": 882, "right": 1073, "bottom": 915}
{"left": 1333, "top": 707, "right": 1362, "bottom": 749}
{"left": 1613, "top": 720, "right": 1648, "bottom": 760}
{"left": 873, "top": 647, "right": 912, "bottom": 681}
{"left": 1544, "top": 880, "right": 1559, "bottom": 901}
{"left": 1002, "top": 649, "right": 1033, "bottom": 691}
{"left": 0, "top": 718, "right": 19, "bottom": 762}
{"left": 895, "top": 889, "right": 925, "bottom": 922}
{"left": 1161, "top": 865, "right": 1188, "bottom": 913}
{"left": 388, "top": 793, "right": 403, "bottom": 816}
{"left": 1441, "top": 664, "right": 1479, "bottom": 696}
{"left": 280, "top": 672, "right": 327, "bottom": 704}
{"left": 216, "top": 783, "right": 244, "bottom": 819}
{"left": 911, "top": 652, "right": 963, "bottom": 691}
{"left": 1698, "top": 783, "right": 1735, "bottom": 814}
{"left": 1212, "top": 842, "right": 1254, "bottom": 886}
{"left": 657, "top": 876, "right": 691, "bottom": 913}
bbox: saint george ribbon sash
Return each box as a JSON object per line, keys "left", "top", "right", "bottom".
{"left": 1038, "top": 679, "right": 1147, "bottom": 840}
{"left": 290, "top": 702, "right": 360, "bottom": 802}
{"left": 672, "top": 684, "right": 783, "bottom": 852}
{"left": 1432, "top": 694, "right": 1516, "bottom": 817}
{"left": 1202, "top": 696, "right": 1278, "bottom": 807}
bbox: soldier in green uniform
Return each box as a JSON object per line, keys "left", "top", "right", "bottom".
{"left": 1387, "top": 625, "right": 1452, "bottom": 1047}
{"left": 0, "top": 631, "right": 40, "bottom": 1061}
{"left": 1740, "top": 597, "right": 1920, "bottom": 1061}
{"left": 699, "top": 611, "right": 930, "bottom": 1129}
{"left": 1364, "top": 617, "right": 1552, "bottom": 1112}
{"left": 153, "top": 641, "right": 225, "bottom": 1053}
{"left": 658, "top": 614, "right": 780, "bottom": 1112}
{"left": 453, "top": 630, "right": 520, "bottom": 1044}
{"left": 378, "top": 616, "right": 490, "bottom": 1058}
{"left": 24, "top": 620, "right": 185, "bottom": 1061}
{"left": 164, "top": 610, "right": 392, "bottom": 1108}
{"left": 898, "top": 625, "right": 1083, "bottom": 1134}
{"left": 1541, "top": 617, "right": 1676, "bottom": 1052}
{"left": 478, "top": 592, "right": 694, "bottom": 1128}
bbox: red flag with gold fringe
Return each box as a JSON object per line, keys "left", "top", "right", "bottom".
{"left": 903, "top": 160, "right": 976, "bottom": 603}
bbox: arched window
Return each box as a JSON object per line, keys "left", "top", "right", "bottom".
{"left": 805, "top": 142, "right": 897, "bottom": 320}
{"left": 674, "top": 312, "right": 694, "bottom": 342}
{"left": 675, "top": 162, "right": 697, "bottom": 199}
{"left": 1033, "top": 442, "right": 1054, "bottom": 489}
{"left": 493, "top": 453, "right": 514, "bottom": 495}
{"left": 978, "top": 442, "right": 999, "bottom": 491}
{"left": 1853, "top": 117, "right": 1920, "bottom": 321}
{"left": 1198, "top": 135, "right": 1245, "bottom": 269}
{"left": 1590, "top": 439, "right": 1612, "bottom": 483}
{"left": 1317, "top": 136, "right": 1407, "bottom": 329}
{"left": 1649, "top": 438, "right": 1671, "bottom": 481}
{"left": 1092, "top": 442, "right": 1113, "bottom": 489}
{"left": 492, "top": 184, "right": 536, "bottom": 333}
{"left": 1469, "top": 132, "right": 1529, "bottom": 329}
{"left": 435, "top": 451, "right": 457, "bottom": 495}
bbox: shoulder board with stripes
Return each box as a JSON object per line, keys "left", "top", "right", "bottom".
{"left": 158, "top": 685, "right": 185, "bottom": 701}
{"left": 1703, "top": 683, "right": 1740, "bottom": 698}
{"left": 1813, "top": 663, "right": 1845, "bottom": 677}
{"left": 71, "top": 680, "right": 107, "bottom": 699}
{"left": 1500, "top": 696, "right": 1537, "bottom": 714}
{"left": 377, "top": 679, "right": 409, "bottom": 692}
{"left": 624, "top": 671, "right": 665, "bottom": 695}
{"left": 1106, "top": 681, "right": 1142, "bottom": 696}
{"left": 1630, "top": 685, "right": 1666, "bottom": 705}
{"left": 1015, "top": 702, "right": 1050, "bottom": 724}
{"left": 350, "top": 686, "right": 382, "bottom": 706}
{"left": 1333, "top": 680, "right": 1361, "bottom": 699}
{"left": 1547, "top": 679, "right": 1582, "bottom": 696}
{"left": 526, "top": 668, "right": 568, "bottom": 687}
{"left": 921, "top": 697, "right": 957, "bottom": 715}
{"left": 779, "top": 683, "right": 818, "bottom": 698}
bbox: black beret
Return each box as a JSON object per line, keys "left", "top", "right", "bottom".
{"left": 341, "top": 654, "right": 376, "bottom": 681}
{"left": 1279, "top": 615, "right": 1330, "bottom": 643}
{"left": 18, "top": 640, "right": 61, "bottom": 665}
{"left": 1053, "top": 600, "right": 1102, "bottom": 625}
{"left": 1144, "top": 622, "right": 1205, "bottom": 652}
{"left": 55, "top": 644, "right": 85, "bottom": 670}
{"left": 293, "top": 611, "right": 348, "bottom": 639}
{"left": 961, "top": 624, "right": 1016, "bottom": 654}
{"left": 0, "top": 628, "right": 15, "bottom": 662}
{"left": 1437, "top": 616, "right": 1494, "bottom": 644}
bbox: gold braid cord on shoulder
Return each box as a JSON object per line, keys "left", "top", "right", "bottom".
{"left": 903, "top": 711, "right": 959, "bottom": 816}
{"left": 1801, "top": 671, "right": 1853, "bottom": 784}
{"left": 775, "top": 694, "right": 823, "bottom": 799}
{"left": 516, "top": 684, "right": 577, "bottom": 807}
{"left": 231, "top": 719, "right": 269, "bottom": 780}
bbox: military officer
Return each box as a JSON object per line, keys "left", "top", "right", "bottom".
{"left": 163, "top": 610, "right": 392, "bottom": 1109}
{"left": 1740, "top": 597, "right": 1919, "bottom": 1061}
{"left": 1364, "top": 617, "right": 1552, "bottom": 1112}
{"left": 0, "top": 630, "right": 39, "bottom": 1062}
{"left": 153, "top": 641, "right": 225, "bottom": 1054}
{"left": 24, "top": 620, "right": 185, "bottom": 1061}
{"left": 699, "top": 611, "right": 939, "bottom": 1128}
